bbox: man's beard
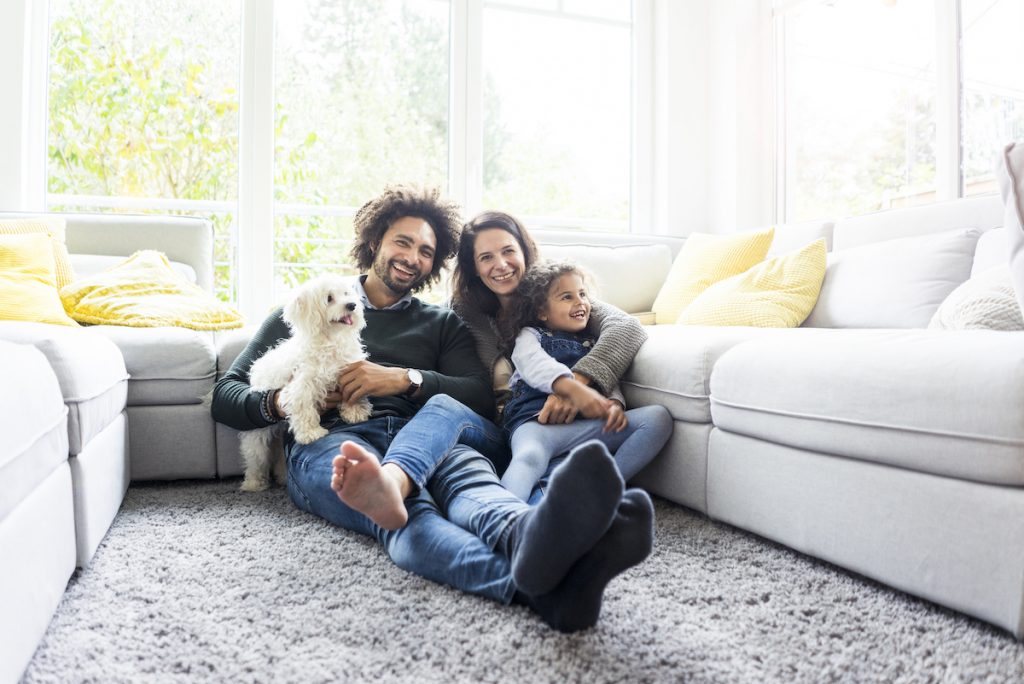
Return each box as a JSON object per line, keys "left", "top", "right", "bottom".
{"left": 372, "top": 254, "right": 426, "bottom": 295}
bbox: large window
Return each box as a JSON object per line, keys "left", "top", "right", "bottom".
{"left": 961, "top": 0, "right": 1024, "bottom": 197}
{"left": 47, "top": 0, "right": 242, "bottom": 301}
{"left": 777, "top": 0, "right": 1023, "bottom": 222}
{"left": 779, "top": 0, "right": 937, "bottom": 221}
{"left": 273, "top": 0, "right": 450, "bottom": 298}
{"left": 43, "top": 0, "right": 637, "bottom": 310}
{"left": 481, "top": 1, "right": 632, "bottom": 230}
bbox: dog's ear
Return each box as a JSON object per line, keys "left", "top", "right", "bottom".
{"left": 283, "top": 284, "right": 323, "bottom": 333}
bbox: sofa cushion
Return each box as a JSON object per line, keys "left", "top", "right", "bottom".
{"left": 803, "top": 228, "right": 983, "bottom": 329}
{"left": 0, "top": 322, "right": 128, "bottom": 454}
{"left": 0, "top": 233, "right": 79, "bottom": 327}
{"left": 0, "top": 341, "right": 69, "bottom": 521}
{"left": 0, "top": 217, "right": 76, "bottom": 288}
{"left": 972, "top": 227, "right": 1007, "bottom": 276}
{"left": 679, "top": 239, "right": 827, "bottom": 327}
{"left": 929, "top": 266, "right": 1024, "bottom": 331}
{"left": 710, "top": 329, "right": 1024, "bottom": 486}
{"left": 91, "top": 325, "right": 217, "bottom": 405}
{"left": 542, "top": 242, "right": 672, "bottom": 314}
{"left": 651, "top": 228, "right": 774, "bottom": 324}
{"left": 623, "top": 325, "right": 809, "bottom": 423}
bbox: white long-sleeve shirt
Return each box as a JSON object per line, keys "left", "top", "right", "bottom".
{"left": 509, "top": 327, "right": 625, "bottom": 405}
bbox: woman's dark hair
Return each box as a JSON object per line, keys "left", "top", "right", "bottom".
{"left": 496, "top": 259, "right": 593, "bottom": 354}
{"left": 452, "top": 211, "right": 540, "bottom": 316}
{"left": 349, "top": 184, "right": 462, "bottom": 292}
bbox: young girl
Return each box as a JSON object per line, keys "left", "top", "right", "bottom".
{"left": 498, "top": 259, "right": 673, "bottom": 500}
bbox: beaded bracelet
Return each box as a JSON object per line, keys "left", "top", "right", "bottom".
{"left": 259, "top": 390, "right": 280, "bottom": 424}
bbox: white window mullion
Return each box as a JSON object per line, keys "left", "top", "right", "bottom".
{"left": 935, "top": 0, "right": 961, "bottom": 201}
{"left": 451, "top": 0, "right": 483, "bottom": 216}
{"left": 631, "top": 0, "right": 654, "bottom": 234}
{"left": 238, "top": 0, "right": 275, "bottom": 320}
{"left": 449, "top": 0, "right": 468, "bottom": 208}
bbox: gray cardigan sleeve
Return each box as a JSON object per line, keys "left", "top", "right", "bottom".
{"left": 576, "top": 300, "right": 648, "bottom": 395}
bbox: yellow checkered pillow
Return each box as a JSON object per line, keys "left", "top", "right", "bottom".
{"left": 0, "top": 218, "right": 76, "bottom": 289}
{"left": 651, "top": 227, "right": 774, "bottom": 324}
{"left": 0, "top": 233, "right": 79, "bottom": 327}
{"left": 678, "top": 239, "right": 827, "bottom": 327}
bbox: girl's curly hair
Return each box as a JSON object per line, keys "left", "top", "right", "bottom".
{"left": 349, "top": 184, "right": 463, "bottom": 292}
{"left": 496, "top": 259, "right": 595, "bottom": 354}
{"left": 452, "top": 211, "right": 540, "bottom": 316}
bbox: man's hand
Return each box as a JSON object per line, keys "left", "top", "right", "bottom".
{"left": 538, "top": 394, "right": 577, "bottom": 425}
{"left": 603, "top": 400, "right": 628, "bottom": 433}
{"left": 338, "top": 360, "right": 409, "bottom": 403}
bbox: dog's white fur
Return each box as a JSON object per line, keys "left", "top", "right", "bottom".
{"left": 239, "top": 275, "right": 372, "bottom": 492}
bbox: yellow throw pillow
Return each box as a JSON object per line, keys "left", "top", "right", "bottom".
{"left": 61, "top": 250, "right": 244, "bottom": 330}
{"left": 0, "top": 218, "right": 76, "bottom": 289}
{"left": 651, "top": 227, "right": 775, "bottom": 324}
{"left": 678, "top": 238, "right": 827, "bottom": 327}
{"left": 0, "top": 233, "right": 79, "bottom": 327}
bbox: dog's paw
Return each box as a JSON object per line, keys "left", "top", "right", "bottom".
{"left": 240, "top": 474, "right": 270, "bottom": 492}
{"left": 339, "top": 401, "right": 372, "bottom": 424}
{"left": 293, "top": 425, "right": 328, "bottom": 445}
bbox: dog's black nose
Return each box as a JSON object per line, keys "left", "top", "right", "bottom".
{"left": 346, "top": 302, "right": 357, "bottom": 311}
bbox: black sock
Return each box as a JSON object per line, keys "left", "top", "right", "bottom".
{"left": 517, "top": 489, "right": 655, "bottom": 633}
{"left": 507, "top": 440, "right": 624, "bottom": 596}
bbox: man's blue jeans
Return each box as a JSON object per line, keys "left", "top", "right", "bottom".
{"left": 286, "top": 405, "right": 526, "bottom": 603}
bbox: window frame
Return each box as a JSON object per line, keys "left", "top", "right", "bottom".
{"left": 26, "top": 0, "right": 650, "bottom": 319}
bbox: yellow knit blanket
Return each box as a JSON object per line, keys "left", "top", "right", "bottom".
{"left": 60, "top": 250, "right": 243, "bottom": 330}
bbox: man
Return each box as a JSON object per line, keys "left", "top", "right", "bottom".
{"left": 212, "top": 184, "right": 654, "bottom": 632}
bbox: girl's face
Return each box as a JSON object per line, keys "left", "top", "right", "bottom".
{"left": 538, "top": 272, "right": 591, "bottom": 333}
{"left": 473, "top": 228, "right": 526, "bottom": 301}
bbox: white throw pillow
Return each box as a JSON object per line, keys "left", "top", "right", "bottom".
{"left": 803, "top": 227, "right": 983, "bottom": 329}
{"left": 929, "top": 265, "right": 1024, "bottom": 331}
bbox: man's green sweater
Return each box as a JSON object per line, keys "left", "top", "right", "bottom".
{"left": 212, "top": 298, "right": 495, "bottom": 431}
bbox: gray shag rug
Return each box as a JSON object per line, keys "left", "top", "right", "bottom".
{"left": 21, "top": 481, "right": 1024, "bottom": 683}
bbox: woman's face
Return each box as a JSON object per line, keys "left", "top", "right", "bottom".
{"left": 473, "top": 228, "right": 526, "bottom": 300}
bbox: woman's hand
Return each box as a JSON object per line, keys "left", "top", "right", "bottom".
{"left": 538, "top": 394, "right": 577, "bottom": 424}
{"left": 603, "top": 400, "right": 628, "bottom": 433}
{"left": 555, "top": 377, "right": 613, "bottom": 421}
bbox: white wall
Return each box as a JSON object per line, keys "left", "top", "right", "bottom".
{"left": 650, "top": 0, "right": 776, "bottom": 237}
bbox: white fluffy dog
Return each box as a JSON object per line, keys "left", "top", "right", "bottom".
{"left": 240, "top": 274, "right": 372, "bottom": 492}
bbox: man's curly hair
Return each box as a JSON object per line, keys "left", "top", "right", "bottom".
{"left": 349, "top": 184, "right": 462, "bottom": 292}
{"left": 496, "top": 259, "right": 595, "bottom": 354}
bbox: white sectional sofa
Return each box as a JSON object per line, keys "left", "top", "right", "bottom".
{"left": 3, "top": 193, "right": 1022, "bottom": 681}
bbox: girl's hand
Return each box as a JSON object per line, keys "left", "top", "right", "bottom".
{"left": 603, "top": 401, "right": 628, "bottom": 433}
{"left": 538, "top": 395, "right": 577, "bottom": 424}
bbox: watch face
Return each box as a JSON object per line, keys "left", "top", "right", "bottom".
{"left": 408, "top": 369, "right": 423, "bottom": 385}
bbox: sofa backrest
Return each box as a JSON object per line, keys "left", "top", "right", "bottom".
{"left": 0, "top": 211, "right": 215, "bottom": 293}
{"left": 832, "top": 194, "right": 1003, "bottom": 250}
{"left": 803, "top": 194, "right": 1005, "bottom": 329}
{"left": 532, "top": 230, "right": 684, "bottom": 315}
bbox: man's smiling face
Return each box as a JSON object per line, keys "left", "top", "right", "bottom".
{"left": 370, "top": 216, "right": 438, "bottom": 296}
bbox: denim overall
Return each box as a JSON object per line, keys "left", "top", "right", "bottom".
{"left": 501, "top": 329, "right": 593, "bottom": 434}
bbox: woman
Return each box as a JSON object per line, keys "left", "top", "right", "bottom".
{"left": 450, "top": 210, "right": 648, "bottom": 423}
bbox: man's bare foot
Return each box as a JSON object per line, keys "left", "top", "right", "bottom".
{"left": 331, "top": 441, "right": 409, "bottom": 530}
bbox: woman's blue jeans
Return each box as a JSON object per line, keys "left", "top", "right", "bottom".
{"left": 285, "top": 398, "right": 525, "bottom": 604}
